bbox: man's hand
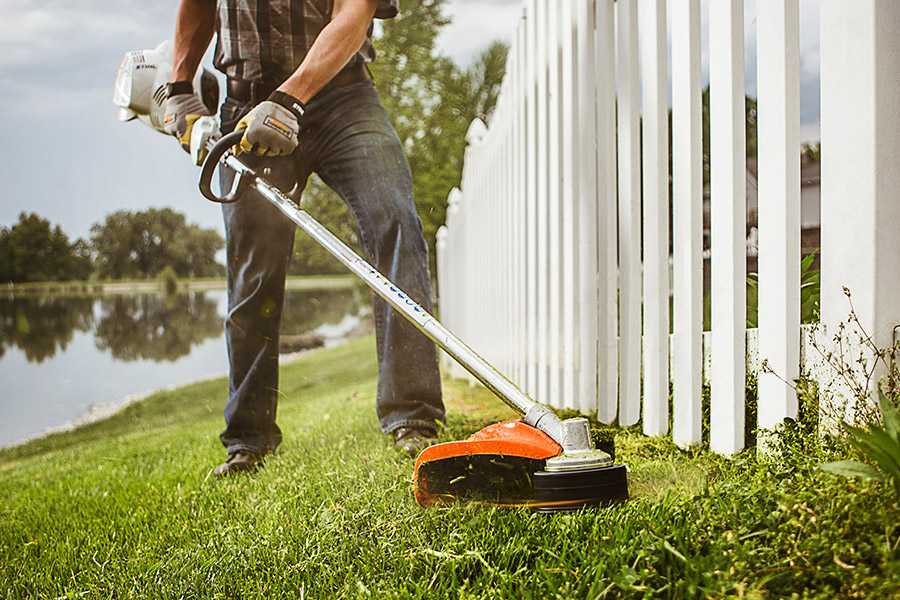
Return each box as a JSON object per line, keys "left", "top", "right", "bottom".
{"left": 163, "top": 85, "right": 214, "bottom": 152}
{"left": 234, "top": 91, "right": 305, "bottom": 157}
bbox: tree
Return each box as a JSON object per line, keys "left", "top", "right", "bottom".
{"left": 410, "top": 41, "right": 508, "bottom": 250}
{"left": 90, "top": 208, "right": 225, "bottom": 279}
{"left": 0, "top": 213, "right": 92, "bottom": 283}
{"left": 69, "top": 239, "right": 94, "bottom": 281}
{"left": 373, "top": 3, "right": 507, "bottom": 261}
{"left": 802, "top": 141, "right": 821, "bottom": 162}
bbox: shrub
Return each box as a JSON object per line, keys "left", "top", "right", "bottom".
{"left": 158, "top": 266, "right": 179, "bottom": 295}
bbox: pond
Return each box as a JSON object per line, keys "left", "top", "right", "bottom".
{"left": 0, "top": 285, "right": 369, "bottom": 449}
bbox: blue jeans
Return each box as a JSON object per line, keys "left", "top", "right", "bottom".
{"left": 218, "top": 80, "right": 445, "bottom": 456}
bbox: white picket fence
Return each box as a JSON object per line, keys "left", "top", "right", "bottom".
{"left": 435, "top": 0, "right": 900, "bottom": 454}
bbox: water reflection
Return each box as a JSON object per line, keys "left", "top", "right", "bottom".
{"left": 95, "top": 293, "right": 222, "bottom": 362}
{"left": 0, "top": 286, "right": 367, "bottom": 448}
{"left": 280, "top": 287, "right": 363, "bottom": 335}
{"left": 0, "top": 286, "right": 365, "bottom": 364}
{"left": 0, "top": 296, "right": 95, "bottom": 363}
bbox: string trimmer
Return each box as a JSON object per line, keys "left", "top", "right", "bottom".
{"left": 113, "top": 43, "right": 629, "bottom": 512}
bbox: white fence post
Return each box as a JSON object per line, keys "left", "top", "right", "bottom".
{"left": 616, "top": 0, "right": 641, "bottom": 427}
{"left": 671, "top": 0, "right": 703, "bottom": 448}
{"left": 820, "top": 0, "right": 900, "bottom": 419}
{"left": 596, "top": 0, "right": 619, "bottom": 424}
{"left": 437, "top": 221, "right": 450, "bottom": 370}
{"left": 638, "top": 0, "right": 670, "bottom": 436}
{"left": 757, "top": 0, "right": 801, "bottom": 434}
{"left": 515, "top": 16, "right": 527, "bottom": 388}
{"left": 560, "top": 0, "right": 578, "bottom": 410}
{"left": 525, "top": 0, "right": 539, "bottom": 398}
{"left": 576, "top": 0, "right": 599, "bottom": 416}
{"left": 709, "top": 0, "right": 746, "bottom": 455}
{"left": 547, "top": 0, "right": 563, "bottom": 409}
{"left": 536, "top": 0, "right": 550, "bottom": 405}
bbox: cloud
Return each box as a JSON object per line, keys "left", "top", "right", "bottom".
{"left": 439, "top": 0, "right": 521, "bottom": 66}
{"left": 0, "top": 0, "right": 178, "bottom": 115}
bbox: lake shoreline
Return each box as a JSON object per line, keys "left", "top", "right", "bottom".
{"left": 1, "top": 337, "right": 351, "bottom": 452}
{"left": 0, "top": 317, "right": 372, "bottom": 452}
{"left": 0, "top": 281, "right": 369, "bottom": 450}
{"left": 2, "top": 274, "right": 357, "bottom": 297}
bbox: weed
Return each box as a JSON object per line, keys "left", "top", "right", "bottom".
{"left": 821, "top": 390, "right": 900, "bottom": 497}
{"left": 747, "top": 249, "right": 820, "bottom": 327}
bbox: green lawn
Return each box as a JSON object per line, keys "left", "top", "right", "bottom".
{"left": 1, "top": 337, "right": 898, "bottom": 598}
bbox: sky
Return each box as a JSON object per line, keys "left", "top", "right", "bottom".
{"left": 0, "top": 0, "right": 821, "bottom": 242}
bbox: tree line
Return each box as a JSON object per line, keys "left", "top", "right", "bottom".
{"left": 0, "top": 209, "right": 224, "bottom": 284}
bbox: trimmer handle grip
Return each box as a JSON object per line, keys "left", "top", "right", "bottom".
{"left": 199, "top": 130, "right": 251, "bottom": 204}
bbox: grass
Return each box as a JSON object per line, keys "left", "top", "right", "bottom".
{"left": 1, "top": 337, "right": 898, "bottom": 598}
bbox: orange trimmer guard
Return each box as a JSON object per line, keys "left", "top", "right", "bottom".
{"left": 413, "top": 420, "right": 561, "bottom": 507}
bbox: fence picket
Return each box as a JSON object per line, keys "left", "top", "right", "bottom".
{"left": 514, "top": 18, "right": 527, "bottom": 387}
{"left": 757, "top": 0, "right": 801, "bottom": 435}
{"left": 536, "top": 0, "right": 550, "bottom": 405}
{"left": 561, "top": 0, "right": 578, "bottom": 409}
{"left": 596, "top": 0, "right": 619, "bottom": 424}
{"left": 639, "top": 0, "right": 670, "bottom": 436}
{"left": 525, "top": 0, "right": 539, "bottom": 397}
{"left": 671, "top": 0, "right": 704, "bottom": 448}
{"left": 709, "top": 0, "right": 747, "bottom": 455}
{"left": 576, "top": 0, "right": 599, "bottom": 416}
{"left": 616, "top": 0, "right": 641, "bottom": 426}
{"left": 547, "top": 0, "right": 563, "bottom": 409}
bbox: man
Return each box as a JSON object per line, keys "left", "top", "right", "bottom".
{"left": 163, "top": 0, "right": 445, "bottom": 475}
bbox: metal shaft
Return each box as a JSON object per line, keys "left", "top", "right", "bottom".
{"left": 221, "top": 154, "right": 568, "bottom": 442}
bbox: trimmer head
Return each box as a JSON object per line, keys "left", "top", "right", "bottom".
{"left": 414, "top": 420, "right": 628, "bottom": 512}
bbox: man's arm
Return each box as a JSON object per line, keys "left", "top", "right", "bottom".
{"left": 277, "top": 0, "right": 378, "bottom": 104}
{"left": 231, "top": 0, "right": 378, "bottom": 156}
{"left": 163, "top": 0, "right": 216, "bottom": 150}
{"left": 171, "top": 0, "right": 217, "bottom": 82}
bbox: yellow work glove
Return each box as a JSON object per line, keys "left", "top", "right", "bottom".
{"left": 234, "top": 90, "right": 305, "bottom": 157}
{"left": 162, "top": 82, "right": 214, "bottom": 152}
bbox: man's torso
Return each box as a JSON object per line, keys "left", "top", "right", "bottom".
{"left": 214, "top": 0, "right": 398, "bottom": 82}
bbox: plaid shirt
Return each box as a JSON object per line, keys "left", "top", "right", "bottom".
{"left": 214, "top": 0, "right": 399, "bottom": 81}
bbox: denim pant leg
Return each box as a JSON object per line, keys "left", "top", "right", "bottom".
{"left": 310, "top": 84, "right": 445, "bottom": 434}
{"left": 219, "top": 148, "right": 300, "bottom": 456}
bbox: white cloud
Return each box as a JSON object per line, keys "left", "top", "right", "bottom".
{"left": 0, "top": 1, "right": 179, "bottom": 117}
{"left": 0, "top": 2, "right": 169, "bottom": 68}
{"left": 438, "top": 0, "right": 521, "bottom": 66}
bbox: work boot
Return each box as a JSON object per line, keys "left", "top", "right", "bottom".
{"left": 392, "top": 427, "right": 437, "bottom": 458}
{"left": 213, "top": 451, "right": 264, "bottom": 477}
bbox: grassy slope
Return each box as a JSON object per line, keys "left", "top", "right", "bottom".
{"left": 1, "top": 337, "right": 898, "bottom": 598}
